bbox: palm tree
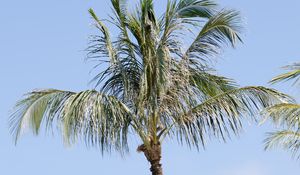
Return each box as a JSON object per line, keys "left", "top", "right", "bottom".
{"left": 10, "top": 0, "right": 290, "bottom": 174}
{"left": 263, "top": 62, "right": 300, "bottom": 160}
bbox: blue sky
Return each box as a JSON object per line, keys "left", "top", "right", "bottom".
{"left": 0, "top": 0, "right": 300, "bottom": 174}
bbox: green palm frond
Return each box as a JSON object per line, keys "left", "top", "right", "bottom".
{"left": 261, "top": 62, "right": 300, "bottom": 161}
{"left": 185, "top": 10, "right": 242, "bottom": 64}
{"left": 264, "top": 130, "right": 300, "bottom": 159}
{"left": 190, "top": 69, "right": 237, "bottom": 97}
{"left": 176, "top": 0, "right": 216, "bottom": 19}
{"left": 111, "top": 0, "right": 127, "bottom": 18}
{"left": 160, "top": 0, "right": 216, "bottom": 56}
{"left": 163, "top": 86, "right": 291, "bottom": 148}
{"left": 110, "top": 0, "right": 138, "bottom": 60}
{"left": 262, "top": 103, "right": 300, "bottom": 128}
{"left": 261, "top": 101, "right": 300, "bottom": 161}
{"left": 185, "top": 10, "right": 241, "bottom": 70}
{"left": 10, "top": 89, "right": 135, "bottom": 153}
{"left": 126, "top": 13, "right": 143, "bottom": 48}
{"left": 88, "top": 8, "right": 142, "bottom": 101}
{"left": 270, "top": 62, "right": 300, "bottom": 85}
{"left": 88, "top": 9, "right": 116, "bottom": 64}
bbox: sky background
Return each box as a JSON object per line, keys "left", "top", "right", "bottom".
{"left": 0, "top": 0, "right": 300, "bottom": 175}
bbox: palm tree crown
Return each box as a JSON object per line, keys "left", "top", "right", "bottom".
{"left": 10, "top": 0, "right": 290, "bottom": 174}
{"left": 263, "top": 62, "right": 300, "bottom": 160}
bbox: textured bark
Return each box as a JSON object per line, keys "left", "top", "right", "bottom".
{"left": 138, "top": 142, "right": 163, "bottom": 175}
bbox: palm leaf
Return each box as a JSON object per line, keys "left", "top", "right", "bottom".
{"left": 270, "top": 62, "right": 300, "bottom": 85}
{"left": 190, "top": 69, "right": 237, "bottom": 97}
{"left": 88, "top": 8, "right": 142, "bottom": 101}
{"left": 261, "top": 103, "right": 300, "bottom": 128}
{"left": 176, "top": 0, "right": 216, "bottom": 19}
{"left": 264, "top": 130, "right": 300, "bottom": 159}
{"left": 184, "top": 10, "right": 242, "bottom": 64}
{"left": 169, "top": 86, "right": 291, "bottom": 148}
{"left": 87, "top": 8, "right": 116, "bottom": 63}
{"left": 10, "top": 89, "right": 134, "bottom": 153}
{"left": 261, "top": 62, "right": 300, "bottom": 161}
{"left": 160, "top": 0, "right": 216, "bottom": 56}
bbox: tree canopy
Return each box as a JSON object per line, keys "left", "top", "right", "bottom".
{"left": 9, "top": 1, "right": 293, "bottom": 174}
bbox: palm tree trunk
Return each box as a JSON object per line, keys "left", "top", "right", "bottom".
{"left": 138, "top": 142, "right": 163, "bottom": 175}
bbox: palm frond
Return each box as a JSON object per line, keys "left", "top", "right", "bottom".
{"left": 9, "top": 89, "right": 135, "bottom": 154}
{"left": 264, "top": 130, "right": 300, "bottom": 159}
{"left": 111, "top": 0, "right": 127, "bottom": 18}
{"left": 87, "top": 8, "right": 116, "bottom": 64}
{"left": 261, "top": 103, "right": 300, "bottom": 128}
{"left": 190, "top": 69, "right": 237, "bottom": 97}
{"left": 159, "top": 0, "right": 216, "bottom": 56}
{"left": 126, "top": 13, "right": 143, "bottom": 47}
{"left": 170, "top": 86, "right": 291, "bottom": 149}
{"left": 111, "top": 0, "right": 139, "bottom": 60}
{"left": 176, "top": 0, "right": 216, "bottom": 19}
{"left": 88, "top": 9, "right": 142, "bottom": 101}
{"left": 261, "top": 62, "right": 300, "bottom": 161}
{"left": 270, "top": 62, "right": 300, "bottom": 85}
{"left": 184, "top": 10, "right": 242, "bottom": 64}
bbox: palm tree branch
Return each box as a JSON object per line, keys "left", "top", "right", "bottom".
{"left": 271, "top": 70, "right": 300, "bottom": 84}
{"left": 111, "top": 0, "right": 138, "bottom": 60}
{"left": 159, "top": 0, "right": 216, "bottom": 57}
{"left": 162, "top": 86, "right": 291, "bottom": 148}
{"left": 88, "top": 8, "right": 116, "bottom": 63}
{"left": 9, "top": 89, "right": 139, "bottom": 154}
{"left": 261, "top": 103, "right": 300, "bottom": 128}
{"left": 264, "top": 130, "right": 300, "bottom": 159}
{"left": 184, "top": 10, "right": 242, "bottom": 63}
{"left": 190, "top": 69, "right": 237, "bottom": 97}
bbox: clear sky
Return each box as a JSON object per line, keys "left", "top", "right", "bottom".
{"left": 0, "top": 0, "right": 300, "bottom": 175}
